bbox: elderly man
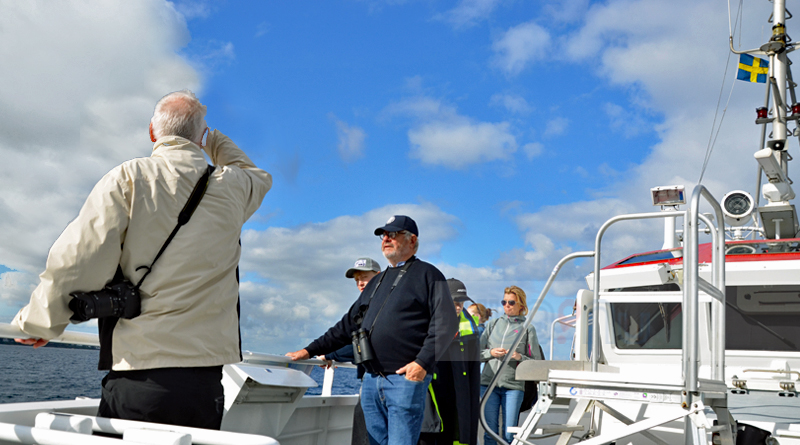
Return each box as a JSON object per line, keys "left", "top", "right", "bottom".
{"left": 287, "top": 215, "right": 458, "bottom": 445}
{"left": 13, "top": 90, "right": 272, "bottom": 429}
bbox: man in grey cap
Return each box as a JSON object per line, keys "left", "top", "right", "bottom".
{"left": 346, "top": 257, "right": 382, "bottom": 292}
{"left": 287, "top": 215, "right": 458, "bottom": 445}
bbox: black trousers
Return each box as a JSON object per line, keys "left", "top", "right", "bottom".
{"left": 98, "top": 366, "right": 225, "bottom": 430}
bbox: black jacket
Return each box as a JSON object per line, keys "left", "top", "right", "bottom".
{"left": 421, "top": 314, "right": 481, "bottom": 444}
{"left": 306, "top": 257, "right": 458, "bottom": 374}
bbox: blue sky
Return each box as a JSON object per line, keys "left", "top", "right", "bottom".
{"left": 0, "top": 0, "right": 779, "bottom": 357}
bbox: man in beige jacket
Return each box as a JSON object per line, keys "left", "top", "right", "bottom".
{"left": 13, "top": 90, "right": 272, "bottom": 429}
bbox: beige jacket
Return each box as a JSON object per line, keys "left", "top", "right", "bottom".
{"left": 13, "top": 130, "right": 272, "bottom": 370}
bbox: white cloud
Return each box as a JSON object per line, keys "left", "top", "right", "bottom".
{"left": 409, "top": 120, "right": 517, "bottom": 169}
{"left": 255, "top": 22, "right": 270, "bottom": 38}
{"left": 329, "top": 114, "right": 367, "bottom": 162}
{"left": 543, "top": 117, "right": 569, "bottom": 138}
{"left": 523, "top": 142, "right": 543, "bottom": 159}
{"left": 0, "top": 1, "right": 199, "bottom": 274}
{"left": 0, "top": 272, "right": 38, "bottom": 307}
{"left": 438, "top": 0, "right": 503, "bottom": 29}
{"left": 490, "top": 93, "right": 532, "bottom": 114}
{"left": 543, "top": 0, "right": 590, "bottom": 24}
{"left": 492, "top": 21, "right": 551, "bottom": 76}
{"left": 385, "top": 96, "right": 518, "bottom": 169}
{"left": 499, "top": 0, "right": 773, "bottom": 314}
{"left": 237, "top": 203, "right": 461, "bottom": 352}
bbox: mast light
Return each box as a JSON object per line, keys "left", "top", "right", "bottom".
{"left": 793, "top": 103, "right": 800, "bottom": 115}
{"left": 651, "top": 185, "right": 685, "bottom": 207}
{"left": 757, "top": 107, "right": 769, "bottom": 119}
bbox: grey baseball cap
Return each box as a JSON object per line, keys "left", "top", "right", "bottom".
{"left": 447, "top": 278, "right": 470, "bottom": 302}
{"left": 345, "top": 257, "right": 382, "bottom": 278}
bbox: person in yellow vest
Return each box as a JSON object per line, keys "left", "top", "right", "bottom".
{"left": 418, "top": 279, "right": 481, "bottom": 445}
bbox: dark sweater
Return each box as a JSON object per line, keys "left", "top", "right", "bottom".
{"left": 306, "top": 257, "right": 458, "bottom": 374}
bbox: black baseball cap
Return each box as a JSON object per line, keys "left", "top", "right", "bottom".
{"left": 447, "top": 278, "right": 470, "bottom": 302}
{"left": 374, "top": 215, "right": 419, "bottom": 237}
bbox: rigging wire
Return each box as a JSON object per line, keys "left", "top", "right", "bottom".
{"left": 698, "top": 0, "right": 745, "bottom": 184}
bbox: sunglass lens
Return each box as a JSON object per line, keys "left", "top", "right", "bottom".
{"left": 501, "top": 300, "right": 516, "bottom": 306}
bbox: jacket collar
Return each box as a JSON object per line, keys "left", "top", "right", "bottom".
{"left": 152, "top": 136, "right": 201, "bottom": 154}
{"left": 502, "top": 314, "right": 526, "bottom": 323}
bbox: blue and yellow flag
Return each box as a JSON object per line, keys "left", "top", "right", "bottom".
{"left": 737, "top": 54, "right": 769, "bottom": 83}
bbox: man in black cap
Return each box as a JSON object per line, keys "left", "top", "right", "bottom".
{"left": 287, "top": 215, "right": 458, "bottom": 445}
{"left": 418, "top": 279, "right": 481, "bottom": 445}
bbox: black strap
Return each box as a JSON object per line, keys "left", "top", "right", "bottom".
{"left": 367, "top": 257, "right": 415, "bottom": 332}
{"left": 134, "top": 165, "right": 215, "bottom": 289}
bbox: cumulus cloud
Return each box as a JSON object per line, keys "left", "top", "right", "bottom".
{"left": 329, "top": 114, "right": 367, "bottom": 162}
{"left": 497, "top": 0, "right": 771, "bottom": 318}
{"left": 385, "top": 96, "right": 518, "bottom": 169}
{"left": 543, "top": 117, "right": 569, "bottom": 138}
{"left": 255, "top": 22, "right": 270, "bottom": 38}
{"left": 437, "top": 0, "right": 503, "bottom": 29}
{"left": 543, "top": 0, "right": 590, "bottom": 24}
{"left": 523, "top": 142, "right": 544, "bottom": 159}
{"left": 0, "top": 272, "right": 38, "bottom": 307}
{"left": 237, "top": 203, "right": 460, "bottom": 352}
{"left": 490, "top": 93, "right": 532, "bottom": 114}
{"left": 492, "top": 21, "right": 551, "bottom": 76}
{"left": 409, "top": 121, "right": 516, "bottom": 169}
{"left": 0, "top": 1, "right": 199, "bottom": 275}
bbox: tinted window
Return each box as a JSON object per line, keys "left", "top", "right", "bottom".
{"left": 610, "top": 303, "right": 682, "bottom": 349}
{"left": 726, "top": 285, "right": 800, "bottom": 352}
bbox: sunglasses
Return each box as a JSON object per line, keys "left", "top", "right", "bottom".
{"left": 380, "top": 231, "right": 406, "bottom": 240}
{"left": 501, "top": 300, "right": 516, "bottom": 307}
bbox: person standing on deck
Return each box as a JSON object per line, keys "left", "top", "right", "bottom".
{"left": 13, "top": 90, "right": 272, "bottom": 430}
{"left": 480, "top": 286, "right": 543, "bottom": 445}
{"left": 418, "top": 278, "right": 481, "bottom": 445}
{"left": 319, "top": 256, "right": 382, "bottom": 445}
{"left": 286, "top": 215, "right": 458, "bottom": 445}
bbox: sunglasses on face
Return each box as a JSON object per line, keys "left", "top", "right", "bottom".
{"left": 501, "top": 300, "right": 516, "bottom": 307}
{"left": 380, "top": 231, "right": 406, "bottom": 240}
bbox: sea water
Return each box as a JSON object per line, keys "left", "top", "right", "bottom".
{"left": 0, "top": 344, "right": 359, "bottom": 404}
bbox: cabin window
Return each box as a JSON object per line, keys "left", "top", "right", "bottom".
{"left": 726, "top": 285, "right": 800, "bottom": 352}
{"left": 610, "top": 303, "right": 682, "bottom": 349}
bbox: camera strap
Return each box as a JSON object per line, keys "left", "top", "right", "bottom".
{"left": 133, "top": 164, "right": 216, "bottom": 289}
{"left": 366, "top": 256, "right": 415, "bottom": 333}
{"left": 96, "top": 164, "right": 215, "bottom": 371}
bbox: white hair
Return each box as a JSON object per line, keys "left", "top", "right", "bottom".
{"left": 151, "top": 90, "right": 207, "bottom": 142}
{"left": 404, "top": 231, "right": 419, "bottom": 254}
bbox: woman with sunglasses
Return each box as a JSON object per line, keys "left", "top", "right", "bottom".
{"left": 479, "top": 285, "right": 543, "bottom": 445}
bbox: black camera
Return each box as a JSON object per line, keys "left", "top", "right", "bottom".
{"left": 69, "top": 279, "right": 141, "bottom": 322}
{"left": 351, "top": 327, "right": 375, "bottom": 364}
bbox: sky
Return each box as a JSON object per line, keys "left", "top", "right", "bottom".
{"left": 0, "top": 0, "right": 785, "bottom": 359}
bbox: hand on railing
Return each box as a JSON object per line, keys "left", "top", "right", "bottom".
{"left": 14, "top": 338, "right": 48, "bottom": 348}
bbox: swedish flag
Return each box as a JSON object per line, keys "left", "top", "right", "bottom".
{"left": 737, "top": 54, "right": 769, "bottom": 83}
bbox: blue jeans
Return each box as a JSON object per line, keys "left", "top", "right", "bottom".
{"left": 481, "top": 385, "right": 524, "bottom": 445}
{"left": 361, "top": 373, "right": 432, "bottom": 445}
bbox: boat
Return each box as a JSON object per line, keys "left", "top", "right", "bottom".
{"left": 3, "top": 1, "right": 800, "bottom": 444}
{"left": 476, "top": 0, "right": 800, "bottom": 443}
{"left": 0, "top": 322, "right": 360, "bottom": 444}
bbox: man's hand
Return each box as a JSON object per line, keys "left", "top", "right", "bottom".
{"left": 396, "top": 361, "right": 427, "bottom": 382}
{"left": 15, "top": 338, "right": 48, "bottom": 349}
{"left": 318, "top": 354, "right": 334, "bottom": 369}
{"left": 285, "top": 349, "right": 310, "bottom": 361}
